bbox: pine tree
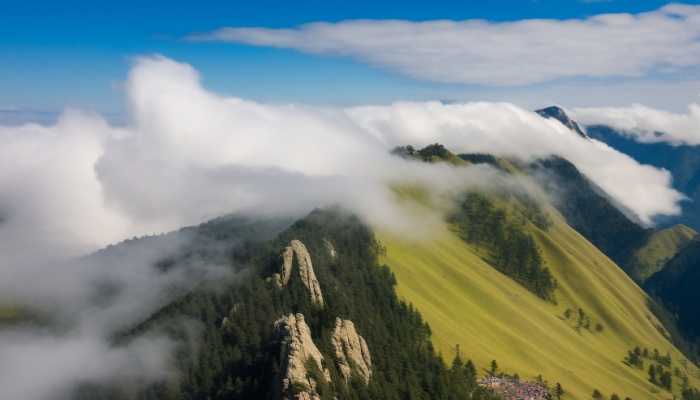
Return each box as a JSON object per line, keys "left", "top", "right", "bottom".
{"left": 555, "top": 382, "right": 564, "bottom": 399}
{"left": 490, "top": 360, "right": 499, "bottom": 376}
{"left": 659, "top": 370, "right": 672, "bottom": 390}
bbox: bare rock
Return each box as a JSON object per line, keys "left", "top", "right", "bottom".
{"left": 272, "top": 245, "right": 295, "bottom": 287}
{"left": 331, "top": 318, "right": 372, "bottom": 384}
{"left": 272, "top": 240, "right": 324, "bottom": 307}
{"left": 274, "top": 313, "right": 330, "bottom": 400}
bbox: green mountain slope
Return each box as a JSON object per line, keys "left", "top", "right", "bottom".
{"left": 378, "top": 197, "right": 700, "bottom": 400}
{"left": 629, "top": 225, "right": 697, "bottom": 283}
{"left": 527, "top": 156, "right": 651, "bottom": 270}
{"left": 646, "top": 238, "right": 700, "bottom": 344}
{"left": 79, "top": 210, "right": 502, "bottom": 400}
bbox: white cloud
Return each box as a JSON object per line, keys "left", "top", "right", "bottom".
{"left": 571, "top": 102, "right": 700, "bottom": 145}
{"left": 0, "top": 56, "right": 687, "bottom": 398}
{"left": 0, "top": 56, "right": 684, "bottom": 255}
{"left": 347, "top": 101, "right": 683, "bottom": 224}
{"left": 0, "top": 55, "right": 684, "bottom": 258}
{"left": 190, "top": 4, "right": 700, "bottom": 86}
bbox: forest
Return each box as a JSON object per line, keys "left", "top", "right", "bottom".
{"left": 75, "top": 208, "right": 503, "bottom": 399}
{"left": 449, "top": 192, "right": 557, "bottom": 302}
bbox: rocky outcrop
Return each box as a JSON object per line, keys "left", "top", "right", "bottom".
{"left": 274, "top": 313, "right": 330, "bottom": 400}
{"left": 271, "top": 240, "right": 324, "bottom": 307}
{"left": 331, "top": 318, "right": 372, "bottom": 384}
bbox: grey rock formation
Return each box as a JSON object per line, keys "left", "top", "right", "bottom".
{"left": 272, "top": 240, "right": 324, "bottom": 307}
{"left": 331, "top": 318, "right": 372, "bottom": 384}
{"left": 274, "top": 313, "right": 330, "bottom": 400}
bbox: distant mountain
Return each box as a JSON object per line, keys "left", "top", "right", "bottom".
{"left": 530, "top": 109, "right": 700, "bottom": 284}
{"left": 535, "top": 106, "right": 588, "bottom": 138}
{"left": 586, "top": 125, "right": 700, "bottom": 230}
{"left": 526, "top": 155, "right": 652, "bottom": 270}
{"left": 646, "top": 237, "right": 700, "bottom": 343}
{"left": 628, "top": 224, "right": 697, "bottom": 282}
{"left": 459, "top": 146, "right": 695, "bottom": 284}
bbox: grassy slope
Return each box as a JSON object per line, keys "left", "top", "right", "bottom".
{"left": 378, "top": 206, "right": 700, "bottom": 399}
{"left": 630, "top": 224, "right": 697, "bottom": 282}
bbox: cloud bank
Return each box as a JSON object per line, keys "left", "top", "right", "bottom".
{"left": 190, "top": 3, "right": 700, "bottom": 86}
{"left": 348, "top": 101, "right": 683, "bottom": 224}
{"left": 0, "top": 56, "right": 682, "bottom": 260}
{"left": 0, "top": 56, "right": 687, "bottom": 399}
{"left": 572, "top": 102, "right": 700, "bottom": 146}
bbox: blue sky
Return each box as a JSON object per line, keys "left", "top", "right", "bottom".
{"left": 2, "top": 0, "right": 699, "bottom": 119}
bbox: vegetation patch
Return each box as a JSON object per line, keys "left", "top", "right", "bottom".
{"left": 450, "top": 191, "right": 557, "bottom": 301}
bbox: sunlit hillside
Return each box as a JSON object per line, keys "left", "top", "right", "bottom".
{"left": 379, "top": 195, "right": 700, "bottom": 400}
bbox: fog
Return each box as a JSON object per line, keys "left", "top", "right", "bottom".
{"left": 0, "top": 56, "right": 687, "bottom": 399}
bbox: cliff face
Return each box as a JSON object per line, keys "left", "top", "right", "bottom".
{"left": 274, "top": 313, "right": 330, "bottom": 400}
{"left": 272, "top": 240, "right": 325, "bottom": 306}
{"left": 331, "top": 318, "right": 373, "bottom": 384}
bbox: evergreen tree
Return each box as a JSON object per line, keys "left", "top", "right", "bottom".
{"left": 555, "top": 382, "right": 564, "bottom": 399}
{"left": 490, "top": 360, "right": 499, "bottom": 376}
{"left": 648, "top": 364, "right": 657, "bottom": 384}
{"left": 659, "top": 370, "right": 672, "bottom": 390}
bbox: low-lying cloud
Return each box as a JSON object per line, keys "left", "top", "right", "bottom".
{"left": 0, "top": 228, "right": 227, "bottom": 400}
{"left": 0, "top": 55, "right": 685, "bottom": 262}
{"left": 572, "top": 102, "right": 700, "bottom": 146}
{"left": 348, "top": 101, "right": 684, "bottom": 224}
{"left": 190, "top": 3, "right": 700, "bottom": 86}
{"left": 0, "top": 56, "right": 687, "bottom": 399}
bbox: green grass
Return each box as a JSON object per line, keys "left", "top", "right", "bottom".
{"left": 376, "top": 202, "right": 700, "bottom": 400}
{"left": 630, "top": 224, "right": 697, "bottom": 282}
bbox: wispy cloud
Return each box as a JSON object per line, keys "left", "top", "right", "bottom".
{"left": 189, "top": 4, "right": 700, "bottom": 86}
{"left": 572, "top": 101, "right": 700, "bottom": 145}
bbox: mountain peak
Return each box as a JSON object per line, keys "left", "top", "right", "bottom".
{"left": 536, "top": 106, "right": 588, "bottom": 138}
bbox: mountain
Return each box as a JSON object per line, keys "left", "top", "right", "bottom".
{"left": 16, "top": 141, "right": 699, "bottom": 400}
{"left": 462, "top": 150, "right": 691, "bottom": 285}
{"left": 381, "top": 155, "right": 700, "bottom": 399}
{"left": 529, "top": 109, "right": 698, "bottom": 284}
{"left": 77, "top": 208, "right": 502, "bottom": 400}
{"left": 586, "top": 124, "right": 700, "bottom": 230}
{"left": 535, "top": 106, "right": 588, "bottom": 138}
{"left": 646, "top": 238, "right": 700, "bottom": 345}
{"left": 533, "top": 110, "right": 700, "bottom": 368}
{"left": 629, "top": 225, "right": 697, "bottom": 282}
{"left": 526, "top": 155, "right": 651, "bottom": 269}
